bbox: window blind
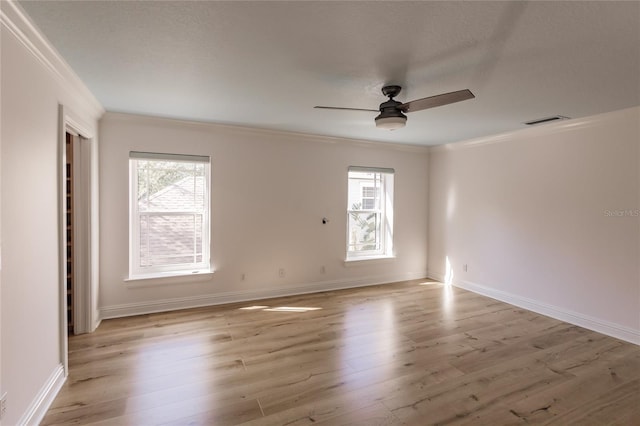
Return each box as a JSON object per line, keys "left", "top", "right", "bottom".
{"left": 348, "top": 166, "right": 395, "bottom": 174}
{"left": 130, "top": 151, "right": 210, "bottom": 163}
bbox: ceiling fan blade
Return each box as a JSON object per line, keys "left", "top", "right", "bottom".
{"left": 314, "top": 106, "right": 378, "bottom": 112}
{"left": 399, "top": 89, "right": 475, "bottom": 113}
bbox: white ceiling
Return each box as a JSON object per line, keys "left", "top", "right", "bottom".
{"left": 18, "top": 1, "right": 640, "bottom": 146}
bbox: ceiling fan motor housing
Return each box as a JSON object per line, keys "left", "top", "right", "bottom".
{"left": 375, "top": 88, "right": 407, "bottom": 129}
{"left": 376, "top": 98, "right": 407, "bottom": 130}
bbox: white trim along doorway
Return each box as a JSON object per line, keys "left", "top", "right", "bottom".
{"left": 58, "top": 104, "right": 100, "bottom": 375}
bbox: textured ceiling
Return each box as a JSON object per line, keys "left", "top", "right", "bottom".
{"left": 18, "top": 1, "right": 640, "bottom": 146}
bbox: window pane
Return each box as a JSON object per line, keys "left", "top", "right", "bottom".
{"left": 348, "top": 171, "right": 382, "bottom": 211}
{"left": 138, "top": 214, "right": 203, "bottom": 268}
{"left": 347, "top": 168, "right": 393, "bottom": 258}
{"left": 362, "top": 187, "right": 375, "bottom": 198}
{"left": 362, "top": 198, "right": 375, "bottom": 210}
{"left": 131, "top": 154, "right": 210, "bottom": 277}
{"left": 137, "top": 160, "right": 206, "bottom": 212}
{"left": 347, "top": 212, "right": 381, "bottom": 252}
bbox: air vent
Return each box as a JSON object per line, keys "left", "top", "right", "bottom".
{"left": 524, "top": 115, "right": 570, "bottom": 126}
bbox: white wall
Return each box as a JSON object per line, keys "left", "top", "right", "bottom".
{"left": 99, "top": 113, "right": 429, "bottom": 317}
{"left": 428, "top": 107, "right": 640, "bottom": 344}
{"left": 0, "top": 1, "right": 103, "bottom": 424}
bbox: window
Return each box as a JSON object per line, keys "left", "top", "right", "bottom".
{"left": 129, "top": 152, "right": 210, "bottom": 278}
{"left": 346, "top": 166, "right": 394, "bottom": 259}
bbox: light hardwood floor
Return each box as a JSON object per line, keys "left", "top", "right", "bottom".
{"left": 42, "top": 279, "right": 640, "bottom": 425}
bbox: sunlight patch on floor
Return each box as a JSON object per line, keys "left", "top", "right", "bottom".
{"left": 418, "top": 281, "right": 441, "bottom": 286}
{"left": 238, "top": 305, "right": 322, "bottom": 313}
{"left": 263, "top": 307, "right": 322, "bottom": 313}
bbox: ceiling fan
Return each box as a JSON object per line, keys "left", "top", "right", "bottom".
{"left": 315, "top": 86, "right": 475, "bottom": 130}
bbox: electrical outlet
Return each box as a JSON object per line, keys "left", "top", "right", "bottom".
{"left": 278, "top": 268, "right": 285, "bottom": 278}
{"left": 1, "top": 392, "right": 7, "bottom": 420}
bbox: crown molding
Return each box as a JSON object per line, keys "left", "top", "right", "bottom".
{"left": 1, "top": 0, "right": 104, "bottom": 119}
{"left": 430, "top": 106, "right": 640, "bottom": 153}
{"left": 102, "top": 111, "right": 431, "bottom": 154}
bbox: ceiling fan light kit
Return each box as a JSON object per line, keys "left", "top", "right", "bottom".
{"left": 375, "top": 114, "right": 407, "bottom": 130}
{"left": 315, "top": 85, "right": 475, "bottom": 131}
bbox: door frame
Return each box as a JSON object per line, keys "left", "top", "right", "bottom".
{"left": 58, "top": 105, "right": 99, "bottom": 374}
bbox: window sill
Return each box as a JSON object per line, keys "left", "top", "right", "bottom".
{"left": 125, "top": 269, "right": 215, "bottom": 288}
{"left": 344, "top": 255, "right": 396, "bottom": 266}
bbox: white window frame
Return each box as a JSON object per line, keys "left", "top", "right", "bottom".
{"left": 129, "top": 151, "right": 211, "bottom": 279}
{"left": 346, "top": 166, "right": 394, "bottom": 260}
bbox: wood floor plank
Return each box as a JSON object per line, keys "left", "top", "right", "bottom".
{"left": 312, "top": 402, "right": 401, "bottom": 426}
{"left": 542, "top": 379, "right": 640, "bottom": 425}
{"left": 381, "top": 342, "right": 579, "bottom": 424}
{"left": 42, "top": 279, "right": 640, "bottom": 425}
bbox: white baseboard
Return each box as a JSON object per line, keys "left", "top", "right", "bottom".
{"left": 427, "top": 271, "right": 640, "bottom": 345}
{"left": 17, "top": 364, "right": 66, "bottom": 426}
{"left": 92, "top": 318, "right": 102, "bottom": 332}
{"left": 427, "top": 270, "right": 445, "bottom": 283}
{"left": 100, "top": 271, "right": 427, "bottom": 319}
